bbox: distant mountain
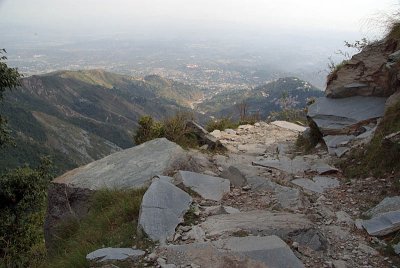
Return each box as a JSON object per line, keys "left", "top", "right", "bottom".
{"left": 197, "top": 77, "right": 324, "bottom": 119}
{"left": 0, "top": 70, "right": 203, "bottom": 174}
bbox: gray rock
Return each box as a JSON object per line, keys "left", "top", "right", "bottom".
{"left": 323, "top": 135, "right": 355, "bottom": 156}
{"left": 225, "top": 129, "right": 237, "bottom": 135}
{"left": 336, "top": 211, "right": 354, "bottom": 226}
{"left": 247, "top": 177, "right": 303, "bottom": 210}
{"left": 201, "top": 210, "right": 313, "bottom": 238}
{"left": 209, "top": 129, "right": 222, "bottom": 138}
{"left": 186, "top": 121, "right": 224, "bottom": 149}
{"left": 53, "top": 138, "right": 195, "bottom": 190}
{"left": 366, "top": 196, "right": 400, "bottom": 218}
{"left": 220, "top": 166, "right": 247, "bottom": 187}
{"left": 138, "top": 179, "right": 192, "bottom": 242}
{"left": 177, "top": 171, "right": 230, "bottom": 201}
{"left": 332, "top": 260, "right": 347, "bottom": 268}
{"left": 158, "top": 235, "right": 304, "bottom": 268}
{"left": 271, "top": 120, "right": 306, "bottom": 132}
{"left": 311, "top": 163, "right": 339, "bottom": 175}
{"left": 393, "top": 242, "right": 400, "bottom": 255}
{"left": 292, "top": 176, "right": 339, "bottom": 194}
{"left": 308, "top": 96, "right": 386, "bottom": 136}
{"left": 86, "top": 247, "right": 145, "bottom": 263}
{"left": 253, "top": 156, "right": 311, "bottom": 175}
{"left": 362, "top": 210, "right": 400, "bottom": 236}
{"left": 202, "top": 205, "right": 240, "bottom": 216}
{"left": 358, "top": 243, "right": 379, "bottom": 256}
{"left": 186, "top": 226, "right": 206, "bottom": 242}
{"left": 291, "top": 229, "right": 327, "bottom": 251}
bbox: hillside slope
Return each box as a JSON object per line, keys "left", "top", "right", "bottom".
{"left": 198, "top": 77, "right": 324, "bottom": 118}
{"left": 0, "top": 70, "right": 202, "bottom": 173}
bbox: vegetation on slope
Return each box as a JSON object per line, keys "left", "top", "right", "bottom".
{"left": 44, "top": 188, "right": 151, "bottom": 268}
{"left": 341, "top": 99, "right": 400, "bottom": 178}
{"left": 198, "top": 77, "right": 323, "bottom": 120}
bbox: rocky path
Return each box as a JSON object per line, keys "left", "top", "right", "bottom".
{"left": 146, "top": 122, "right": 398, "bottom": 268}
{"left": 59, "top": 121, "right": 400, "bottom": 268}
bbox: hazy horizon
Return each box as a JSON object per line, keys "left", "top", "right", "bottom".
{"left": 1, "top": 0, "right": 399, "bottom": 89}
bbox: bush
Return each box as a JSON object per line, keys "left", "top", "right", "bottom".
{"left": 0, "top": 157, "right": 53, "bottom": 267}
{"left": 134, "top": 112, "right": 199, "bottom": 148}
{"left": 205, "top": 117, "right": 239, "bottom": 132}
{"left": 133, "top": 115, "right": 164, "bottom": 145}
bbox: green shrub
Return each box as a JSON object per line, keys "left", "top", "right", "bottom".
{"left": 205, "top": 117, "right": 239, "bottom": 132}
{"left": 45, "top": 188, "right": 152, "bottom": 268}
{"left": 134, "top": 112, "right": 199, "bottom": 148}
{"left": 0, "top": 158, "right": 53, "bottom": 268}
{"left": 133, "top": 115, "right": 164, "bottom": 145}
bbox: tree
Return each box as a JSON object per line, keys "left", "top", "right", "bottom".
{"left": 0, "top": 49, "right": 21, "bottom": 147}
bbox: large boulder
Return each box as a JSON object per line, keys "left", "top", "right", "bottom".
{"left": 326, "top": 39, "right": 400, "bottom": 98}
{"left": 45, "top": 138, "right": 198, "bottom": 247}
{"left": 53, "top": 138, "right": 194, "bottom": 190}
{"left": 138, "top": 178, "right": 192, "bottom": 243}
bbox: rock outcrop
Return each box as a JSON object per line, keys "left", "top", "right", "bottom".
{"left": 326, "top": 39, "right": 400, "bottom": 98}
{"left": 307, "top": 38, "right": 400, "bottom": 157}
{"left": 45, "top": 138, "right": 198, "bottom": 247}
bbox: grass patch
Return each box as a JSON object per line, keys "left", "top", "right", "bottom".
{"left": 43, "top": 188, "right": 152, "bottom": 268}
{"left": 183, "top": 205, "right": 200, "bottom": 226}
{"left": 340, "top": 99, "right": 400, "bottom": 178}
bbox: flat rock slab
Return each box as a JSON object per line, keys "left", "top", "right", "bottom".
{"left": 86, "top": 247, "right": 145, "bottom": 263}
{"left": 247, "top": 176, "right": 303, "bottom": 210}
{"left": 362, "top": 211, "right": 400, "bottom": 236}
{"left": 201, "top": 210, "right": 313, "bottom": 238}
{"left": 158, "top": 235, "right": 304, "bottom": 268}
{"left": 311, "top": 163, "right": 339, "bottom": 175}
{"left": 138, "top": 179, "right": 192, "bottom": 242}
{"left": 365, "top": 196, "right": 400, "bottom": 218}
{"left": 292, "top": 176, "right": 339, "bottom": 194}
{"left": 271, "top": 121, "right": 306, "bottom": 132}
{"left": 220, "top": 166, "right": 247, "bottom": 187}
{"left": 307, "top": 96, "right": 386, "bottom": 135}
{"left": 253, "top": 156, "right": 312, "bottom": 175}
{"left": 54, "top": 138, "right": 194, "bottom": 190}
{"left": 177, "top": 171, "right": 230, "bottom": 201}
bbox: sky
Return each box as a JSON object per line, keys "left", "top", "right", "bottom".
{"left": 0, "top": 0, "right": 399, "bottom": 40}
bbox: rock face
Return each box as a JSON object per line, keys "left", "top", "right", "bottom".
{"left": 138, "top": 178, "right": 192, "bottom": 243}
{"left": 45, "top": 138, "right": 198, "bottom": 247}
{"left": 177, "top": 171, "right": 230, "bottom": 201}
{"left": 326, "top": 40, "right": 400, "bottom": 98}
{"left": 86, "top": 248, "right": 145, "bottom": 264}
{"left": 158, "top": 236, "right": 304, "bottom": 268}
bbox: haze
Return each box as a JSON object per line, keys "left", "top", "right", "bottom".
{"left": 0, "top": 0, "right": 399, "bottom": 89}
